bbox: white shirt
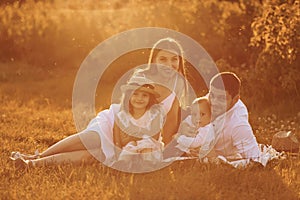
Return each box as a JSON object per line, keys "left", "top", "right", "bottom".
{"left": 212, "top": 100, "right": 260, "bottom": 159}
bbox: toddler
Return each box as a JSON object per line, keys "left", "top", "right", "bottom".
{"left": 176, "top": 97, "right": 212, "bottom": 153}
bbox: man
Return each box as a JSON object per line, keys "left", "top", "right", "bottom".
{"left": 207, "top": 72, "right": 260, "bottom": 160}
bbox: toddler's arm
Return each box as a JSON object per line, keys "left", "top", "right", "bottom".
{"left": 177, "top": 127, "right": 209, "bottom": 149}
{"left": 177, "top": 122, "right": 197, "bottom": 137}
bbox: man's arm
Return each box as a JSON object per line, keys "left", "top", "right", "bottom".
{"left": 232, "top": 125, "right": 260, "bottom": 159}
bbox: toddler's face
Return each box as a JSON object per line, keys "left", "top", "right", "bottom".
{"left": 191, "top": 102, "right": 211, "bottom": 128}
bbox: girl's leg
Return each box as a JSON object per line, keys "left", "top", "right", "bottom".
{"left": 31, "top": 149, "right": 102, "bottom": 167}
{"left": 39, "top": 131, "right": 101, "bottom": 158}
{"left": 13, "top": 131, "right": 101, "bottom": 160}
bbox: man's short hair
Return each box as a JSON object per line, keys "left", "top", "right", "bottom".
{"left": 210, "top": 72, "right": 241, "bottom": 97}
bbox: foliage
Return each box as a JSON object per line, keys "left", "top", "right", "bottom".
{"left": 250, "top": 0, "right": 299, "bottom": 63}
{"left": 0, "top": 0, "right": 299, "bottom": 113}
{"left": 248, "top": 0, "right": 300, "bottom": 104}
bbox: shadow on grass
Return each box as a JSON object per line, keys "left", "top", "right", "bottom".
{"left": 128, "top": 159, "right": 298, "bottom": 200}
{"left": 1, "top": 156, "right": 299, "bottom": 199}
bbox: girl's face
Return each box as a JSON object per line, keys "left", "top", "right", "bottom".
{"left": 154, "top": 50, "right": 180, "bottom": 77}
{"left": 191, "top": 102, "right": 211, "bottom": 128}
{"left": 129, "top": 90, "right": 150, "bottom": 111}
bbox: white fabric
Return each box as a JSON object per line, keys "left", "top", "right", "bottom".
{"left": 118, "top": 137, "right": 164, "bottom": 162}
{"left": 202, "top": 144, "right": 286, "bottom": 168}
{"left": 84, "top": 104, "right": 119, "bottom": 165}
{"left": 164, "top": 143, "right": 286, "bottom": 168}
{"left": 83, "top": 103, "right": 167, "bottom": 166}
{"left": 199, "top": 100, "right": 260, "bottom": 160}
{"left": 175, "top": 116, "right": 211, "bottom": 152}
{"left": 134, "top": 68, "right": 190, "bottom": 109}
{"left": 116, "top": 104, "right": 164, "bottom": 133}
{"left": 160, "top": 91, "right": 176, "bottom": 114}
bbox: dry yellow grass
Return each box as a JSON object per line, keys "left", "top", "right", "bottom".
{"left": 0, "top": 63, "right": 299, "bottom": 200}
{"left": 0, "top": 1, "right": 299, "bottom": 199}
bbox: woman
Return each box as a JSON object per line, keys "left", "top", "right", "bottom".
{"left": 132, "top": 37, "right": 192, "bottom": 145}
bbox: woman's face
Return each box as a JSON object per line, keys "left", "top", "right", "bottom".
{"left": 129, "top": 90, "right": 150, "bottom": 111}
{"left": 154, "top": 50, "right": 180, "bottom": 77}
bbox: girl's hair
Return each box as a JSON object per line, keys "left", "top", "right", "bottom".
{"left": 121, "top": 87, "right": 159, "bottom": 115}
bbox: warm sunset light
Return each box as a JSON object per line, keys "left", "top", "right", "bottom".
{"left": 1, "top": 0, "right": 299, "bottom": 199}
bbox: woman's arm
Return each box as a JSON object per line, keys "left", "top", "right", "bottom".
{"left": 113, "top": 124, "right": 123, "bottom": 149}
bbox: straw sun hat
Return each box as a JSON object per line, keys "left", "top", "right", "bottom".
{"left": 120, "top": 75, "right": 160, "bottom": 98}
{"left": 271, "top": 131, "right": 299, "bottom": 153}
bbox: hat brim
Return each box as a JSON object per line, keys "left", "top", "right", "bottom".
{"left": 120, "top": 85, "right": 160, "bottom": 98}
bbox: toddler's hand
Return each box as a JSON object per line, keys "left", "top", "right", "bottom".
{"left": 178, "top": 123, "right": 197, "bottom": 137}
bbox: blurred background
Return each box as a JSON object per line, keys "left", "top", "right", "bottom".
{"left": 0, "top": 0, "right": 299, "bottom": 117}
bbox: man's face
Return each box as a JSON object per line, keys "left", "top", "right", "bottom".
{"left": 208, "top": 86, "right": 235, "bottom": 119}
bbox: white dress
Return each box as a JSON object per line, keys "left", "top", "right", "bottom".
{"left": 115, "top": 105, "right": 165, "bottom": 162}
{"left": 80, "top": 94, "right": 174, "bottom": 166}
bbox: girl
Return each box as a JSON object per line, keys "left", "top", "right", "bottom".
{"left": 112, "top": 76, "right": 165, "bottom": 163}
{"left": 11, "top": 76, "right": 168, "bottom": 170}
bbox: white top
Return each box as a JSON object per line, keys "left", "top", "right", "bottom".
{"left": 82, "top": 95, "right": 173, "bottom": 165}
{"left": 211, "top": 100, "right": 260, "bottom": 159}
{"left": 115, "top": 104, "right": 165, "bottom": 140}
{"left": 176, "top": 116, "right": 211, "bottom": 152}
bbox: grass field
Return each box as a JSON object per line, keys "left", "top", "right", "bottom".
{"left": 0, "top": 61, "right": 299, "bottom": 200}
{"left": 0, "top": 1, "right": 299, "bottom": 199}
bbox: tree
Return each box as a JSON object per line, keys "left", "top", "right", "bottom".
{"left": 249, "top": 0, "right": 300, "bottom": 101}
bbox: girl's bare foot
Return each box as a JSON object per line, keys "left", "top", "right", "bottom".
{"left": 11, "top": 150, "right": 40, "bottom": 160}
{"left": 11, "top": 157, "right": 33, "bottom": 170}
